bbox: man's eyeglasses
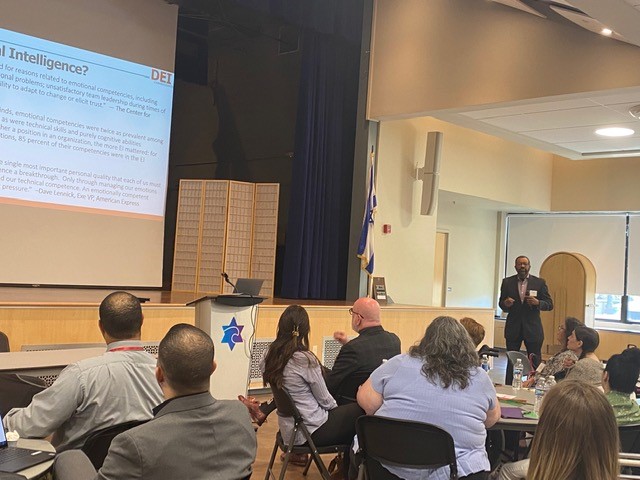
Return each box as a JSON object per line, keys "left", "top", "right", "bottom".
{"left": 349, "top": 308, "right": 363, "bottom": 318}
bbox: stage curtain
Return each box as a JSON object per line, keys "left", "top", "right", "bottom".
{"left": 232, "top": 0, "right": 364, "bottom": 299}
{"left": 281, "top": 30, "right": 360, "bottom": 299}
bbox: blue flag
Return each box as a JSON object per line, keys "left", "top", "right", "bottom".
{"left": 357, "top": 151, "right": 377, "bottom": 275}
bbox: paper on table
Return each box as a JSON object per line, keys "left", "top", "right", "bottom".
{"left": 497, "top": 393, "right": 516, "bottom": 400}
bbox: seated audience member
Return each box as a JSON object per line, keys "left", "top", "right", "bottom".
{"left": 240, "top": 297, "right": 400, "bottom": 420}
{"left": 527, "top": 380, "right": 619, "bottom": 480}
{"left": 326, "top": 297, "right": 401, "bottom": 402}
{"left": 53, "top": 324, "right": 256, "bottom": 480}
{"left": 565, "top": 326, "right": 602, "bottom": 385}
{"left": 461, "top": 317, "right": 485, "bottom": 347}
{"left": 603, "top": 347, "right": 640, "bottom": 424}
{"left": 262, "top": 305, "right": 363, "bottom": 476}
{"left": 358, "top": 316, "right": 500, "bottom": 480}
{"left": 3, "top": 292, "right": 163, "bottom": 451}
{"left": 523, "top": 316, "right": 582, "bottom": 387}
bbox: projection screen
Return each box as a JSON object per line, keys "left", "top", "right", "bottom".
{"left": 0, "top": 0, "right": 178, "bottom": 286}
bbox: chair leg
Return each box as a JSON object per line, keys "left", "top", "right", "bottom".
{"left": 302, "top": 454, "right": 312, "bottom": 475}
{"left": 300, "top": 427, "right": 332, "bottom": 479}
{"left": 264, "top": 439, "right": 279, "bottom": 480}
{"left": 279, "top": 443, "right": 296, "bottom": 480}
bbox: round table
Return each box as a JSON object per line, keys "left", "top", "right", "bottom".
{"left": 493, "top": 385, "right": 538, "bottom": 432}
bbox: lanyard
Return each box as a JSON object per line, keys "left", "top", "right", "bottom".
{"left": 109, "top": 346, "right": 145, "bottom": 352}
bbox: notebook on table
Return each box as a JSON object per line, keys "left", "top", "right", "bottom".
{"left": 0, "top": 413, "right": 55, "bottom": 473}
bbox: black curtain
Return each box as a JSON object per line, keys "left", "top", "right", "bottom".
{"left": 280, "top": 29, "right": 360, "bottom": 299}
{"left": 233, "top": 0, "right": 364, "bottom": 299}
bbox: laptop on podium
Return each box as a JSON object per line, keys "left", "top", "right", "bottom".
{"left": 0, "top": 413, "right": 55, "bottom": 473}
{"left": 233, "top": 278, "right": 264, "bottom": 296}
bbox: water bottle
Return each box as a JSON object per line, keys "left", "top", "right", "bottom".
{"left": 512, "top": 358, "right": 523, "bottom": 390}
{"left": 534, "top": 376, "right": 546, "bottom": 414}
{"left": 481, "top": 355, "right": 490, "bottom": 372}
{"left": 545, "top": 375, "right": 556, "bottom": 392}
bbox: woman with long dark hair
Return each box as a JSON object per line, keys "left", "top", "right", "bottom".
{"left": 262, "top": 305, "right": 363, "bottom": 474}
{"left": 358, "top": 316, "right": 500, "bottom": 480}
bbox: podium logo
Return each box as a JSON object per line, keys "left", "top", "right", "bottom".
{"left": 221, "top": 317, "right": 244, "bottom": 351}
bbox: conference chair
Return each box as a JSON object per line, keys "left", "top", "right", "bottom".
{"left": 355, "top": 415, "right": 458, "bottom": 480}
{"left": 264, "top": 387, "right": 350, "bottom": 480}
{"left": 619, "top": 424, "right": 640, "bottom": 476}
{"left": 505, "top": 351, "right": 534, "bottom": 378}
{"left": 0, "top": 331, "right": 9, "bottom": 352}
{"left": 620, "top": 423, "right": 640, "bottom": 454}
{"left": 81, "top": 420, "right": 148, "bottom": 469}
{"left": 0, "top": 373, "right": 46, "bottom": 416}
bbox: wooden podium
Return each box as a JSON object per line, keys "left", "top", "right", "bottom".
{"left": 189, "top": 295, "right": 264, "bottom": 399}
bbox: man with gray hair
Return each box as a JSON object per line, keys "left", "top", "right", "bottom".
{"left": 3, "top": 291, "right": 162, "bottom": 451}
{"left": 54, "top": 324, "right": 256, "bottom": 480}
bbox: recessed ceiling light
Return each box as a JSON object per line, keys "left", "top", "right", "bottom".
{"left": 595, "top": 127, "right": 635, "bottom": 137}
{"left": 601, "top": 28, "right": 613, "bottom": 36}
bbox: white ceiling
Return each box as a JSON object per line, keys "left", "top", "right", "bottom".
{"left": 434, "top": 0, "right": 640, "bottom": 160}
{"left": 435, "top": 88, "right": 640, "bottom": 160}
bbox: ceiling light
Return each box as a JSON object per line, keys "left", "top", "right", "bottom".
{"left": 595, "top": 127, "right": 634, "bottom": 137}
{"left": 601, "top": 28, "right": 613, "bottom": 36}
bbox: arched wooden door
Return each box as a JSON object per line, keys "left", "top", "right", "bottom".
{"left": 540, "top": 252, "right": 596, "bottom": 356}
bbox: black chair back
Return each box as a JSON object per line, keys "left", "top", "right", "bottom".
{"left": 356, "top": 415, "right": 458, "bottom": 480}
{"left": 620, "top": 423, "right": 640, "bottom": 453}
{"left": 0, "top": 331, "right": 9, "bottom": 352}
{"left": 81, "top": 420, "right": 148, "bottom": 469}
{"left": 271, "top": 384, "right": 298, "bottom": 419}
{"left": 0, "top": 373, "right": 46, "bottom": 416}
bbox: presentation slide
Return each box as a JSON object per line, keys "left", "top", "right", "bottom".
{"left": 0, "top": 0, "right": 178, "bottom": 287}
{"left": 0, "top": 27, "right": 173, "bottom": 218}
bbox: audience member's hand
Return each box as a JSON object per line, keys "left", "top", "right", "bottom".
{"left": 522, "top": 377, "right": 535, "bottom": 388}
{"left": 503, "top": 297, "right": 515, "bottom": 308}
{"left": 524, "top": 295, "right": 540, "bottom": 306}
{"left": 563, "top": 357, "right": 576, "bottom": 369}
{"left": 333, "top": 331, "right": 348, "bottom": 345}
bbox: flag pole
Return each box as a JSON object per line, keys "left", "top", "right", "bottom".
{"left": 358, "top": 146, "right": 377, "bottom": 295}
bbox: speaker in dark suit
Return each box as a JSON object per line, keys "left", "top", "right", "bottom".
{"left": 499, "top": 256, "right": 553, "bottom": 385}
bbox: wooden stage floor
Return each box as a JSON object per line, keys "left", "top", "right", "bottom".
{"left": 0, "top": 285, "right": 352, "bottom": 307}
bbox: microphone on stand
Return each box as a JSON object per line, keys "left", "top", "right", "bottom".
{"left": 221, "top": 272, "right": 237, "bottom": 292}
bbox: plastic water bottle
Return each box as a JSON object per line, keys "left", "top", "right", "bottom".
{"left": 534, "top": 376, "right": 546, "bottom": 414}
{"left": 481, "top": 355, "right": 490, "bottom": 372}
{"left": 512, "top": 358, "right": 523, "bottom": 390}
{"left": 545, "top": 375, "right": 556, "bottom": 392}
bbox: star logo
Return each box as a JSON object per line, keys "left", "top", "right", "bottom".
{"left": 221, "top": 317, "right": 244, "bottom": 351}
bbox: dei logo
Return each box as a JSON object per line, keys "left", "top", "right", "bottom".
{"left": 151, "top": 68, "right": 173, "bottom": 85}
{"left": 221, "top": 318, "right": 244, "bottom": 351}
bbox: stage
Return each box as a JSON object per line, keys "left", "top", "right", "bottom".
{"left": 0, "top": 287, "right": 495, "bottom": 366}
